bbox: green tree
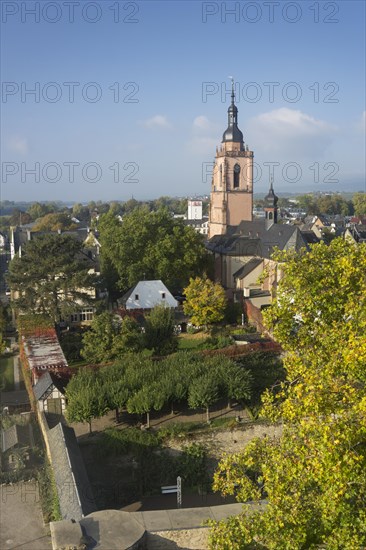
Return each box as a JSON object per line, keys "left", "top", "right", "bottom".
{"left": 32, "top": 212, "right": 77, "bottom": 232}
{"left": 81, "top": 311, "right": 118, "bottom": 363}
{"left": 296, "top": 194, "right": 319, "bottom": 215}
{"left": 353, "top": 192, "right": 366, "bottom": 216}
{"left": 183, "top": 276, "right": 227, "bottom": 329}
{"left": 102, "top": 363, "right": 131, "bottom": 421}
{"left": 27, "top": 202, "right": 57, "bottom": 220}
{"left": 113, "top": 316, "right": 144, "bottom": 356}
{"left": 317, "top": 194, "right": 352, "bottom": 216}
{"left": 98, "top": 207, "right": 208, "bottom": 293}
{"left": 144, "top": 304, "right": 178, "bottom": 355}
{"left": 0, "top": 304, "right": 8, "bottom": 353}
{"left": 188, "top": 373, "right": 219, "bottom": 423}
{"left": 9, "top": 209, "right": 32, "bottom": 226}
{"left": 209, "top": 239, "right": 366, "bottom": 549}
{"left": 127, "top": 382, "right": 166, "bottom": 428}
{"left": 7, "top": 234, "right": 97, "bottom": 322}
{"left": 223, "top": 363, "right": 252, "bottom": 409}
{"left": 65, "top": 368, "right": 108, "bottom": 433}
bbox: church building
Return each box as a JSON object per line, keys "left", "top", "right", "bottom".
{"left": 208, "top": 84, "right": 254, "bottom": 238}
{"left": 207, "top": 83, "right": 317, "bottom": 318}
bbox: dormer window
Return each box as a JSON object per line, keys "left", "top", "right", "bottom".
{"left": 162, "top": 292, "right": 166, "bottom": 299}
{"left": 135, "top": 294, "right": 139, "bottom": 301}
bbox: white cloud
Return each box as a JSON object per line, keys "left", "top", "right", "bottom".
{"left": 192, "top": 115, "right": 219, "bottom": 133}
{"left": 356, "top": 110, "right": 366, "bottom": 132}
{"left": 6, "top": 135, "right": 29, "bottom": 155}
{"left": 247, "top": 108, "right": 336, "bottom": 157}
{"left": 187, "top": 115, "right": 219, "bottom": 154}
{"left": 140, "top": 115, "right": 171, "bottom": 129}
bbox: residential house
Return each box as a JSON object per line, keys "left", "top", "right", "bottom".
{"left": 33, "top": 372, "right": 67, "bottom": 416}
{"left": 1, "top": 423, "right": 33, "bottom": 471}
{"left": 184, "top": 217, "right": 209, "bottom": 236}
{"left": 119, "top": 280, "right": 178, "bottom": 310}
{"left": 345, "top": 224, "right": 366, "bottom": 244}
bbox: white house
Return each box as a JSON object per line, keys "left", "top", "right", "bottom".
{"left": 119, "top": 280, "right": 178, "bottom": 310}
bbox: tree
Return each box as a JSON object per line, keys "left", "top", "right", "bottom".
{"left": 32, "top": 212, "right": 77, "bottom": 232}
{"left": 65, "top": 368, "right": 108, "bottom": 433}
{"left": 98, "top": 207, "right": 208, "bottom": 293}
{"left": 144, "top": 304, "right": 178, "bottom": 355}
{"left": 127, "top": 381, "right": 166, "bottom": 428}
{"left": 82, "top": 313, "right": 146, "bottom": 363}
{"left": 9, "top": 209, "right": 32, "bottom": 226}
{"left": 81, "top": 312, "right": 118, "bottom": 363}
{"left": 209, "top": 239, "right": 366, "bottom": 549}
{"left": 0, "top": 304, "right": 8, "bottom": 354}
{"left": 188, "top": 373, "right": 219, "bottom": 423}
{"left": 183, "top": 276, "right": 227, "bottom": 329}
{"left": 7, "top": 234, "right": 97, "bottom": 322}
{"left": 27, "top": 202, "right": 57, "bottom": 220}
{"left": 113, "top": 316, "right": 144, "bottom": 356}
{"left": 296, "top": 194, "right": 319, "bottom": 215}
{"left": 223, "top": 363, "right": 252, "bottom": 409}
{"left": 353, "top": 192, "right": 366, "bottom": 216}
{"left": 102, "top": 363, "right": 131, "bottom": 422}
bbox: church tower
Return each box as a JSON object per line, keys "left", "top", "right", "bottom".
{"left": 264, "top": 176, "right": 278, "bottom": 229}
{"left": 208, "top": 81, "right": 254, "bottom": 239}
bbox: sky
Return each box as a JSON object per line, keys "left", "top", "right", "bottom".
{"left": 1, "top": 0, "right": 365, "bottom": 202}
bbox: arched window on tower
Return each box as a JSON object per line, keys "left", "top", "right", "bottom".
{"left": 219, "top": 164, "right": 222, "bottom": 186}
{"left": 233, "top": 164, "right": 240, "bottom": 188}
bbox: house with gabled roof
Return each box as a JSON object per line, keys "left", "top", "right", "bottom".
{"left": 119, "top": 280, "right": 178, "bottom": 310}
{"left": 33, "top": 372, "right": 66, "bottom": 415}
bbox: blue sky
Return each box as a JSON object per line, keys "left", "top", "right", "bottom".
{"left": 1, "top": 0, "right": 365, "bottom": 202}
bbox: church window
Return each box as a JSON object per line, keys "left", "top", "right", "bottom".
{"left": 233, "top": 164, "right": 240, "bottom": 188}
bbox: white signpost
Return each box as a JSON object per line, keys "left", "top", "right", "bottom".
{"left": 161, "top": 476, "right": 182, "bottom": 508}
{"left": 177, "top": 476, "right": 182, "bottom": 509}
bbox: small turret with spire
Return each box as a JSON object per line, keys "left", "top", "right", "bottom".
{"left": 264, "top": 176, "right": 278, "bottom": 229}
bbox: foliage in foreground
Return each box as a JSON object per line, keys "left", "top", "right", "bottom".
{"left": 209, "top": 239, "right": 366, "bottom": 549}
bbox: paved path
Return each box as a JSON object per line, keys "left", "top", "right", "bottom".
{"left": 0, "top": 481, "right": 52, "bottom": 550}
{"left": 13, "top": 355, "right": 20, "bottom": 390}
{"left": 72, "top": 402, "right": 249, "bottom": 438}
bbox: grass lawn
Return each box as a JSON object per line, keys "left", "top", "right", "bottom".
{"left": 178, "top": 333, "right": 207, "bottom": 351}
{"left": 0, "top": 355, "right": 15, "bottom": 391}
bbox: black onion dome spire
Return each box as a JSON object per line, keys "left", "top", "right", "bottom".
{"left": 222, "top": 79, "right": 244, "bottom": 144}
{"left": 265, "top": 176, "right": 278, "bottom": 206}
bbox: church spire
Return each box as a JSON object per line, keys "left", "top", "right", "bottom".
{"left": 222, "top": 77, "right": 244, "bottom": 146}
{"left": 230, "top": 76, "right": 235, "bottom": 107}
{"left": 264, "top": 175, "right": 278, "bottom": 228}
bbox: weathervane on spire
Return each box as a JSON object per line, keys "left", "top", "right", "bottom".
{"left": 228, "top": 76, "right": 235, "bottom": 103}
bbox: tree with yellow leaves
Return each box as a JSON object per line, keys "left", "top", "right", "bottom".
{"left": 183, "top": 276, "right": 227, "bottom": 330}
{"left": 209, "top": 239, "right": 366, "bottom": 549}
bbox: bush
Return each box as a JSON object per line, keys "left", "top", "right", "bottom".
{"left": 200, "top": 335, "right": 233, "bottom": 350}
{"left": 157, "top": 422, "right": 201, "bottom": 441}
{"left": 98, "top": 427, "right": 159, "bottom": 457}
